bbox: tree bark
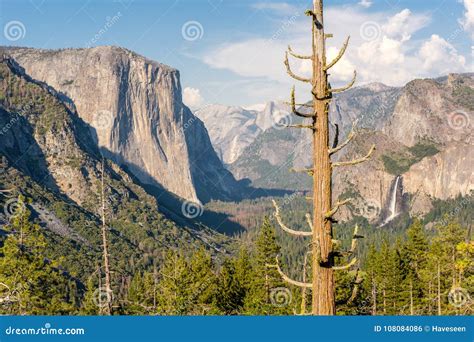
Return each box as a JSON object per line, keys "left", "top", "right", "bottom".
{"left": 311, "top": 0, "right": 335, "bottom": 316}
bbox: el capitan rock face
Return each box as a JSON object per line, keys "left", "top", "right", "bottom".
{"left": 3, "top": 46, "right": 240, "bottom": 203}
{"left": 0, "top": 56, "right": 232, "bottom": 275}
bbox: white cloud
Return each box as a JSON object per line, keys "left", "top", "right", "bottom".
{"left": 199, "top": 5, "right": 468, "bottom": 103}
{"left": 459, "top": 0, "right": 474, "bottom": 38}
{"left": 419, "top": 34, "right": 466, "bottom": 74}
{"left": 358, "top": 0, "right": 373, "bottom": 8}
{"left": 382, "top": 9, "right": 430, "bottom": 42}
{"left": 183, "top": 87, "right": 205, "bottom": 109}
{"left": 251, "top": 2, "right": 297, "bottom": 14}
{"left": 203, "top": 39, "right": 287, "bottom": 81}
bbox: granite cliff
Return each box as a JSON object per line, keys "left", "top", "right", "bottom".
{"left": 3, "top": 46, "right": 240, "bottom": 203}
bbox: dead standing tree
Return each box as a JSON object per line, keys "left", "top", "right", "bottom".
{"left": 271, "top": 0, "right": 375, "bottom": 315}
{"left": 100, "top": 158, "right": 113, "bottom": 315}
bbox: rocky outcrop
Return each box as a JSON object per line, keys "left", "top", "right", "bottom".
{"left": 194, "top": 105, "right": 261, "bottom": 164}
{"left": 194, "top": 101, "right": 290, "bottom": 165}
{"left": 3, "top": 46, "right": 240, "bottom": 203}
{"left": 403, "top": 143, "right": 473, "bottom": 200}
{"left": 383, "top": 74, "right": 473, "bottom": 146}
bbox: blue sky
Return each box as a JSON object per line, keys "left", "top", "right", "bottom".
{"left": 0, "top": 0, "right": 472, "bottom": 107}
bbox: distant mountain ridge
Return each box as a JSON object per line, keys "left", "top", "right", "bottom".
{"left": 222, "top": 74, "right": 473, "bottom": 221}
{"left": 194, "top": 101, "right": 291, "bottom": 165}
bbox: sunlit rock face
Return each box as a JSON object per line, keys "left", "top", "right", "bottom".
{"left": 6, "top": 46, "right": 241, "bottom": 203}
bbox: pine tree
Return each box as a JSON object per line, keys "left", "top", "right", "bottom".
{"left": 187, "top": 248, "right": 217, "bottom": 314}
{"left": 234, "top": 247, "right": 253, "bottom": 294}
{"left": 0, "top": 196, "right": 74, "bottom": 314}
{"left": 215, "top": 259, "right": 244, "bottom": 315}
{"left": 431, "top": 219, "right": 470, "bottom": 314}
{"left": 156, "top": 251, "right": 191, "bottom": 315}
{"left": 80, "top": 278, "right": 100, "bottom": 315}
{"left": 365, "top": 243, "right": 379, "bottom": 315}
{"left": 245, "top": 219, "right": 291, "bottom": 314}
{"left": 401, "top": 219, "right": 429, "bottom": 315}
{"left": 124, "top": 272, "right": 147, "bottom": 314}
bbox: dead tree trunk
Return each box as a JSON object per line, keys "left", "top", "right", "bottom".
{"left": 372, "top": 281, "right": 377, "bottom": 315}
{"left": 437, "top": 261, "right": 442, "bottom": 315}
{"left": 300, "top": 251, "right": 309, "bottom": 314}
{"left": 271, "top": 0, "right": 375, "bottom": 315}
{"left": 101, "top": 158, "right": 113, "bottom": 315}
{"left": 310, "top": 0, "right": 335, "bottom": 315}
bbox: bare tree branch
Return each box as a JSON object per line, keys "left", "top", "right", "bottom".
{"left": 305, "top": 213, "right": 313, "bottom": 231}
{"left": 349, "top": 225, "right": 364, "bottom": 253}
{"left": 290, "top": 87, "right": 315, "bottom": 118}
{"left": 284, "top": 53, "right": 312, "bottom": 83}
{"left": 286, "top": 124, "right": 314, "bottom": 129}
{"left": 290, "top": 167, "right": 314, "bottom": 176}
{"left": 268, "top": 256, "right": 312, "bottom": 288}
{"left": 329, "top": 120, "right": 357, "bottom": 155}
{"left": 324, "top": 36, "right": 350, "bottom": 71}
{"left": 332, "top": 144, "right": 376, "bottom": 168}
{"left": 332, "top": 257, "right": 358, "bottom": 271}
{"left": 347, "top": 269, "right": 363, "bottom": 305}
{"left": 311, "top": 89, "right": 332, "bottom": 101}
{"left": 330, "top": 70, "right": 357, "bottom": 94}
{"left": 284, "top": 101, "right": 313, "bottom": 108}
{"left": 272, "top": 200, "right": 312, "bottom": 237}
{"left": 300, "top": 250, "right": 311, "bottom": 314}
{"left": 331, "top": 123, "right": 339, "bottom": 149}
{"left": 288, "top": 45, "right": 312, "bottom": 60}
{"left": 325, "top": 199, "right": 351, "bottom": 219}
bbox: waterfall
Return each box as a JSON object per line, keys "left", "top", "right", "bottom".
{"left": 379, "top": 175, "right": 401, "bottom": 227}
